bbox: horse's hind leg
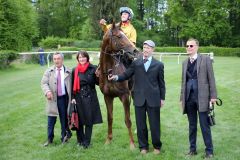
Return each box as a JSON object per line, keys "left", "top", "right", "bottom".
{"left": 104, "top": 95, "right": 114, "bottom": 144}
{"left": 120, "top": 94, "right": 135, "bottom": 150}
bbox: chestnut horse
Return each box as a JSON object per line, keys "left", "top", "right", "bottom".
{"left": 98, "top": 22, "right": 139, "bottom": 149}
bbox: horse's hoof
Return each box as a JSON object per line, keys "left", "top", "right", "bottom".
{"left": 130, "top": 143, "right": 135, "bottom": 150}
{"left": 105, "top": 139, "right": 111, "bottom": 145}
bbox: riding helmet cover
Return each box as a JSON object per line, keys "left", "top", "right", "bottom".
{"left": 119, "top": 7, "right": 134, "bottom": 20}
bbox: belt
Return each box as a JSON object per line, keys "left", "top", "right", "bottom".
{"left": 57, "top": 95, "right": 66, "bottom": 98}
{"left": 187, "top": 79, "right": 197, "bottom": 82}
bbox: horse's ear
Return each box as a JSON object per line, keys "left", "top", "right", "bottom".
{"left": 112, "top": 19, "right": 116, "bottom": 29}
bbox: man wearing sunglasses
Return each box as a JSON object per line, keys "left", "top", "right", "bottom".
{"left": 180, "top": 38, "right": 217, "bottom": 159}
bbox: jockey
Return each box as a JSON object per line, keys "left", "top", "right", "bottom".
{"left": 99, "top": 7, "right": 137, "bottom": 45}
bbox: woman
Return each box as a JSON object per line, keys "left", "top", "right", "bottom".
{"left": 72, "top": 51, "right": 102, "bottom": 148}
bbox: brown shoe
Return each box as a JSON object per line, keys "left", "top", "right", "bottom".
{"left": 43, "top": 140, "right": 52, "bottom": 147}
{"left": 153, "top": 149, "right": 160, "bottom": 155}
{"left": 140, "top": 149, "right": 148, "bottom": 155}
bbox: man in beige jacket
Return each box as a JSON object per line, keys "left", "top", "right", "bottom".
{"left": 180, "top": 38, "right": 217, "bottom": 158}
{"left": 41, "top": 52, "right": 72, "bottom": 146}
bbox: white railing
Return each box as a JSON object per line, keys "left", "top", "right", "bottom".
{"left": 18, "top": 51, "right": 99, "bottom": 67}
{"left": 18, "top": 51, "right": 214, "bottom": 67}
{"left": 153, "top": 52, "right": 214, "bottom": 64}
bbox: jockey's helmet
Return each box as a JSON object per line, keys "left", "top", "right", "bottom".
{"left": 119, "top": 7, "right": 134, "bottom": 20}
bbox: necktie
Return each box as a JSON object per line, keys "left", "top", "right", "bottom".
{"left": 143, "top": 58, "right": 148, "bottom": 63}
{"left": 190, "top": 57, "right": 195, "bottom": 63}
{"left": 57, "top": 68, "right": 62, "bottom": 96}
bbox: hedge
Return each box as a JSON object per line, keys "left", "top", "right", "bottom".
{"left": 38, "top": 36, "right": 75, "bottom": 49}
{"left": 70, "top": 46, "right": 240, "bottom": 57}
{"left": 0, "top": 50, "right": 18, "bottom": 69}
{"left": 154, "top": 47, "right": 240, "bottom": 57}
{"left": 73, "top": 40, "right": 101, "bottom": 48}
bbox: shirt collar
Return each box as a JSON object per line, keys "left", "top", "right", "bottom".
{"left": 121, "top": 21, "right": 130, "bottom": 27}
{"left": 189, "top": 53, "right": 198, "bottom": 60}
{"left": 56, "top": 65, "right": 64, "bottom": 71}
{"left": 143, "top": 56, "right": 152, "bottom": 61}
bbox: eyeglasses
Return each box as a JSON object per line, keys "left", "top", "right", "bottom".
{"left": 186, "top": 45, "right": 195, "bottom": 48}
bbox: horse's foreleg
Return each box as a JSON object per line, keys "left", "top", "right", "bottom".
{"left": 120, "top": 94, "right": 135, "bottom": 150}
{"left": 104, "top": 95, "right": 114, "bottom": 144}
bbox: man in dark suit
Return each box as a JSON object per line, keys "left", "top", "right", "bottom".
{"left": 180, "top": 38, "right": 217, "bottom": 158}
{"left": 108, "top": 40, "right": 165, "bottom": 155}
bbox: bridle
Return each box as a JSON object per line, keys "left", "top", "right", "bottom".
{"left": 102, "top": 28, "right": 137, "bottom": 67}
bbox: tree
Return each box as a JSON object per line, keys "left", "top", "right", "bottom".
{"left": 0, "top": 0, "right": 38, "bottom": 51}
{"left": 36, "top": 0, "right": 89, "bottom": 38}
{"left": 89, "top": 0, "right": 128, "bottom": 39}
{"left": 164, "top": 0, "right": 232, "bottom": 47}
{"left": 228, "top": 0, "right": 240, "bottom": 47}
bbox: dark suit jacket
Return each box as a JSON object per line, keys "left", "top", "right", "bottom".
{"left": 118, "top": 57, "right": 165, "bottom": 107}
{"left": 180, "top": 54, "right": 217, "bottom": 113}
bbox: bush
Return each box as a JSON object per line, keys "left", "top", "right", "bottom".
{"left": 58, "top": 47, "right": 80, "bottom": 51}
{"left": 23, "top": 54, "right": 44, "bottom": 64}
{"left": 199, "top": 47, "right": 240, "bottom": 56}
{"left": 0, "top": 50, "right": 18, "bottom": 69}
{"left": 155, "top": 47, "right": 186, "bottom": 53}
{"left": 59, "top": 38, "right": 75, "bottom": 47}
{"left": 58, "top": 47, "right": 80, "bottom": 59}
{"left": 73, "top": 40, "right": 101, "bottom": 48}
{"left": 237, "top": 52, "right": 240, "bottom": 57}
{"left": 39, "top": 36, "right": 75, "bottom": 49}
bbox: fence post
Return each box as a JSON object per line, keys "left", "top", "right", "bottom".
{"left": 47, "top": 53, "right": 51, "bottom": 68}
{"left": 178, "top": 54, "right": 181, "bottom": 64}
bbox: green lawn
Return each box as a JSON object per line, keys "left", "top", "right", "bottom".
{"left": 0, "top": 56, "right": 239, "bottom": 160}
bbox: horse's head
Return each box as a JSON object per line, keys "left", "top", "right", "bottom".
{"left": 102, "top": 22, "right": 139, "bottom": 66}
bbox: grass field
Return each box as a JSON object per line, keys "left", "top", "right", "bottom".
{"left": 0, "top": 55, "right": 239, "bottom": 160}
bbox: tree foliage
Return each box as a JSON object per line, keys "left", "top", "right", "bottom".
{"left": 164, "top": 0, "right": 239, "bottom": 47}
{"left": 36, "top": 0, "right": 89, "bottom": 39}
{"left": 0, "top": 0, "right": 38, "bottom": 51}
{"left": 1, "top": 0, "right": 240, "bottom": 51}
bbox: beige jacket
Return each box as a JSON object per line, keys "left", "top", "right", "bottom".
{"left": 180, "top": 54, "right": 217, "bottom": 113}
{"left": 41, "top": 65, "right": 72, "bottom": 116}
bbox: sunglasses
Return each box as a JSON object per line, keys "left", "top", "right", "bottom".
{"left": 186, "top": 45, "right": 195, "bottom": 48}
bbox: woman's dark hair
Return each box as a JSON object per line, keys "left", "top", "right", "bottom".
{"left": 76, "top": 50, "right": 89, "bottom": 62}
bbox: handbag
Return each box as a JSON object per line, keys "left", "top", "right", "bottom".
{"left": 208, "top": 98, "right": 222, "bottom": 126}
{"left": 68, "top": 103, "right": 79, "bottom": 130}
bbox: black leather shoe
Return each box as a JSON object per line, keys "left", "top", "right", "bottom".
{"left": 77, "top": 142, "right": 83, "bottom": 146}
{"left": 43, "top": 140, "right": 52, "bottom": 147}
{"left": 66, "top": 131, "right": 72, "bottom": 139}
{"left": 186, "top": 151, "right": 197, "bottom": 156}
{"left": 204, "top": 153, "right": 214, "bottom": 159}
{"left": 83, "top": 144, "right": 91, "bottom": 149}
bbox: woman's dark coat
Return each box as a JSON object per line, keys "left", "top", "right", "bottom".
{"left": 72, "top": 64, "right": 102, "bottom": 125}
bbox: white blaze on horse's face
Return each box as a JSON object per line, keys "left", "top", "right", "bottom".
{"left": 143, "top": 44, "right": 154, "bottom": 58}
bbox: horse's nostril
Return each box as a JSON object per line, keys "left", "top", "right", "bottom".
{"left": 133, "top": 49, "right": 138, "bottom": 53}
